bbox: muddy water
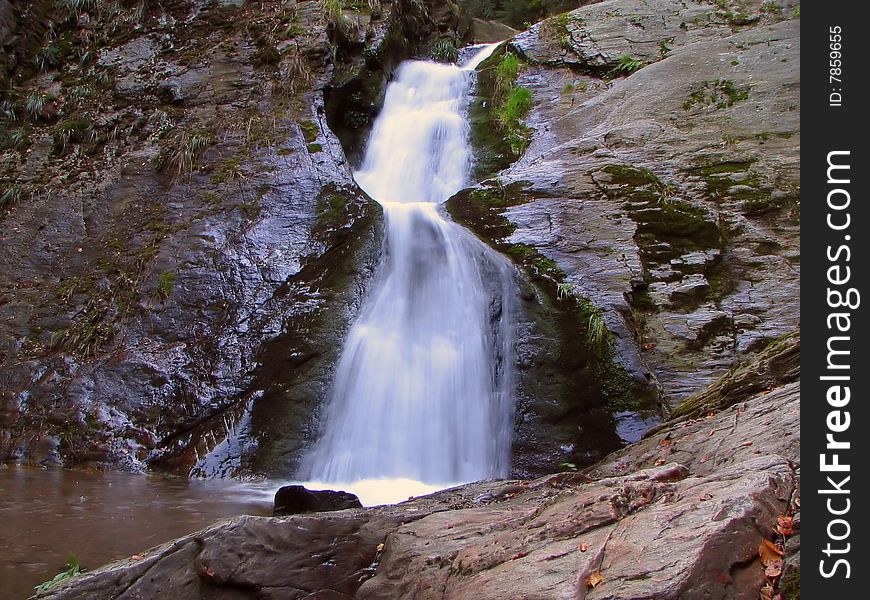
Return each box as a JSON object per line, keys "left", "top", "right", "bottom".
{"left": 0, "top": 465, "right": 274, "bottom": 599}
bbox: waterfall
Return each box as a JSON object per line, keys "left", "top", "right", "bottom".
{"left": 300, "top": 44, "right": 514, "bottom": 504}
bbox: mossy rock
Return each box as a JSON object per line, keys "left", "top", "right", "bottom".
{"left": 671, "top": 331, "right": 800, "bottom": 419}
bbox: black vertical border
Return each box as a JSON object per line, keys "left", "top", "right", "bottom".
{"left": 802, "top": 1, "right": 869, "bottom": 596}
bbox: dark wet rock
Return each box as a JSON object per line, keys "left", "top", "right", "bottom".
{"left": 0, "top": 0, "right": 450, "bottom": 475}
{"left": 274, "top": 485, "right": 362, "bottom": 516}
{"left": 39, "top": 349, "right": 800, "bottom": 599}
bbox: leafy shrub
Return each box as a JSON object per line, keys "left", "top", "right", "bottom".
{"left": 611, "top": 55, "right": 644, "bottom": 76}
{"left": 431, "top": 39, "right": 458, "bottom": 63}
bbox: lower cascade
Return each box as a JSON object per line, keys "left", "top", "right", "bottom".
{"left": 300, "top": 44, "right": 516, "bottom": 503}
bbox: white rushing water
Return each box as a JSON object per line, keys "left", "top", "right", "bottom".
{"left": 299, "top": 44, "right": 516, "bottom": 504}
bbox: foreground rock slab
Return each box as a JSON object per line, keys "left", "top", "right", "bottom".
{"left": 40, "top": 371, "right": 798, "bottom": 599}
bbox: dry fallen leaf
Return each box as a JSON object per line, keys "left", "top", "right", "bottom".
{"left": 510, "top": 552, "right": 528, "bottom": 561}
{"left": 205, "top": 566, "right": 215, "bottom": 578}
{"left": 765, "top": 559, "right": 783, "bottom": 578}
{"left": 660, "top": 434, "right": 672, "bottom": 448}
{"left": 585, "top": 571, "right": 603, "bottom": 588}
{"left": 376, "top": 543, "right": 385, "bottom": 552}
{"left": 776, "top": 515, "right": 794, "bottom": 536}
{"left": 699, "top": 454, "right": 712, "bottom": 464}
{"left": 131, "top": 554, "right": 144, "bottom": 561}
{"left": 654, "top": 458, "right": 667, "bottom": 466}
{"left": 579, "top": 543, "right": 589, "bottom": 552}
{"left": 759, "top": 539, "right": 784, "bottom": 566}
{"left": 759, "top": 583, "right": 775, "bottom": 599}
{"left": 740, "top": 441, "right": 753, "bottom": 447}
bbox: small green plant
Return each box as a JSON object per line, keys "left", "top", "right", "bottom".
{"left": 791, "top": 4, "right": 800, "bottom": 17}
{"left": 1, "top": 98, "right": 17, "bottom": 120}
{"left": 25, "top": 93, "right": 54, "bottom": 119}
{"left": 36, "top": 41, "right": 62, "bottom": 72}
{"left": 155, "top": 271, "right": 176, "bottom": 300}
{"left": 658, "top": 39, "right": 671, "bottom": 58}
{"left": 0, "top": 127, "right": 29, "bottom": 150}
{"left": 611, "top": 55, "right": 644, "bottom": 76}
{"left": 556, "top": 281, "right": 574, "bottom": 300}
{"left": 307, "top": 142, "right": 323, "bottom": 153}
{"left": 52, "top": 117, "right": 96, "bottom": 152}
{"left": 494, "top": 54, "right": 521, "bottom": 94}
{"left": 154, "top": 128, "right": 215, "bottom": 178}
{"left": 34, "top": 555, "right": 81, "bottom": 594}
{"left": 431, "top": 38, "right": 458, "bottom": 63}
{"left": 495, "top": 86, "right": 533, "bottom": 156}
{"left": 761, "top": 1, "right": 783, "bottom": 15}
{"left": 0, "top": 184, "right": 28, "bottom": 208}
{"left": 586, "top": 309, "right": 610, "bottom": 356}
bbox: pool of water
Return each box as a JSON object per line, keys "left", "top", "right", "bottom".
{"left": 0, "top": 465, "right": 275, "bottom": 599}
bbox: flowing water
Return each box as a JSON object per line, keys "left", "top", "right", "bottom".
{"left": 300, "top": 44, "right": 517, "bottom": 501}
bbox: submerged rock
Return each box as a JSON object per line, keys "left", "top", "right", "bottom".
{"left": 273, "top": 485, "right": 362, "bottom": 516}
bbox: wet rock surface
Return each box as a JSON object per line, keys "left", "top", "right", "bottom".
{"left": 457, "top": 0, "right": 800, "bottom": 405}
{"left": 40, "top": 337, "right": 800, "bottom": 599}
{"left": 0, "top": 0, "right": 456, "bottom": 475}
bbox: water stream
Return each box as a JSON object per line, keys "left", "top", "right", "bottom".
{"left": 300, "top": 44, "right": 516, "bottom": 502}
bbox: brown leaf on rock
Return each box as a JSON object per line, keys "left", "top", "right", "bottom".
{"left": 759, "top": 539, "right": 784, "bottom": 566}
{"left": 579, "top": 543, "right": 589, "bottom": 552}
{"left": 765, "top": 559, "right": 783, "bottom": 578}
{"left": 759, "top": 583, "right": 775, "bottom": 599}
{"left": 776, "top": 515, "right": 794, "bottom": 536}
{"left": 585, "top": 571, "right": 603, "bottom": 588}
{"left": 660, "top": 434, "right": 672, "bottom": 447}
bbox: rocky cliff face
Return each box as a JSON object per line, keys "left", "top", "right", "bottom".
{"left": 0, "top": 0, "right": 462, "bottom": 475}
{"left": 456, "top": 0, "right": 799, "bottom": 407}
{"left": 37, "top": 334, "right": 801, "bottom": 600}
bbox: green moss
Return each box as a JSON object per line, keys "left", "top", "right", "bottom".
{"left": 201, "top": 191, "right": 222, "bottom": 205}
{"left": 683, "top": 79, "right": 750, "bottom": 111}
{"left": 277, "top": 147, "right": 294, "bottom": 156}
{"left": 318, "top": 194, "right": 348, "bottom": 220}
{"left": 155, "top": 270, "right": 176, "bottom": 300}
{"left": 507, "top": 244, "right": 565, "bottom": 279}
{"left": 299, "top": 120, "right": 319, "bottom": 143}
{"left": 210, "top": 155, "right": 245, "bottom": 184}
{"left": 595, "top": 163, "right": 723, "bottom": 265}
{"left": 780, "top": 566, "right": 800, "bottom": 599}
{"left": 306, "top": 143, "right": 323, "bottom": 153}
